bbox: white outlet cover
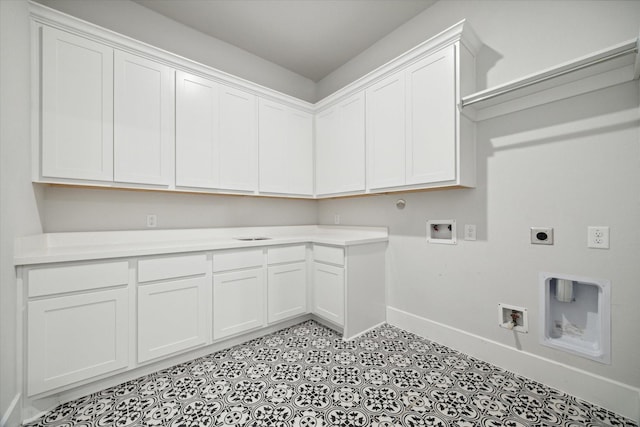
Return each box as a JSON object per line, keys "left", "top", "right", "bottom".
{"left": 588, "top": 226, "right": 609, "bottom": 249}
{"left": 464, "top": 224, "right": 476, "bottom": 241}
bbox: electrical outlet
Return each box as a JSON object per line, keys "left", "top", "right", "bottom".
{"left": 464, "top": 224, "right": 476, "bottom": 241}
{"left": 588, "top": 226, "right": 609, "bottom": 249}
{"left": 334, "top": 214, "right": 340, "bottom": 225}
{"left": 146, "top": 214, "right": 157, "bottom": 228}
{"left": 531, "top": 227, "right": 553, "bottom": 245}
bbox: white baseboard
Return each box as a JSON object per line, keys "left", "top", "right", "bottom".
{"left": 387, "top": 306, "right": 640, "bottom": 422}
{"left": 0, "top": 393, "right": 21, "bottom": 427}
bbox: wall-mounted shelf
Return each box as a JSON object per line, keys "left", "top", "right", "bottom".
{"left": 461, "top": 37, "right": 639, "bottom": 121}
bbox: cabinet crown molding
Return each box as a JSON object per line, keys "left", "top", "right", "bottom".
{"left": 315, "top": 19, "right": 482, "bottom": 111}
{"left": 28, "top": 0, "right": 314, "bottom": 112}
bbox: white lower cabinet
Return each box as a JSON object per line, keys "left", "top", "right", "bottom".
{"left": 312, "top": 263, "right": 345, "bottom": 326}
{"left": 138, "top": 278, "right": 210, "bottom": 363}
{"left": 267, "top": 245, "right": 307, "bottom": 323}
{"left": 312, "top": 245, "right": 345, "bottom": 326}
{"left": 137, "top": 254, "right": 211, "bottom": 363}
{"left": 213, "top": 268, "right": 265, "bottom": 340}
{"left": 267, "top": 263, "right": 307, "bottom": 323}
{"left": 26, "top": 261, "right": 130, "bottom": 396}
{"left": 21, "top": 237, "right": 386, "bottom": 401}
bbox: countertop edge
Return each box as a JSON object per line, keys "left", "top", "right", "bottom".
{"left": 14, "top": 226, "right": 389, "bottom": 266}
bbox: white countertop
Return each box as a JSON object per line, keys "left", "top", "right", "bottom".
{"left": 14, "top": 225, "right": 388, "bottom": 265}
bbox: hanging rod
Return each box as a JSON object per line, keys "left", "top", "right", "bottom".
{"left": 461, "top": 44, "right": 639, "bottom": 109}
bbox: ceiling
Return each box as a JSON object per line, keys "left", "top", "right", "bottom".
{"left": 133, "top": 0, "right": 437, "bottom": 82}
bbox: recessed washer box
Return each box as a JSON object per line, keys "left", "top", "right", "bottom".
{"left": 427, "top": 219, "right": 456, "bottom": 244}
{"left": 539, "top": 272, "right": 611, "bottom": 364}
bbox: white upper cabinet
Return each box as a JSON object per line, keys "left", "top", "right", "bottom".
{"left": 315, "top": 93, "right": 365, "bottom": 196}
{"left": 114, "top": 51, "right": 174, "bottom": 186}
{"left": 218, "top": 85, "right": 258, "bottom": 191}
{"left": 366, "top": 72, "right": 407, "bottom": 190}
{"left": 258, "top": 99, "right": 313, "bottom": 196}
{"left": 41, "top": 26, "right": 114, "bottom": 182}
{"left": 175, "top": 71, "right": 220, "bottom": 189}
{"left": 406, "top": 47, "right": 456, "bottom": 185}
{"left": 176, "top": 72, "right": 257, "bottom": 192}
{"left": 365, "top": 43, "right": 476, "bottom": 191}
{"left": 34, "top": 7, "right": 480, "bottom": 197}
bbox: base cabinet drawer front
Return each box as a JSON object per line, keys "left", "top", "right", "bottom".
{"left": 213, "top": 268, "right": 265, "bottom": 340}
{"left": 138, "top": 277, "right": 211, "bottom": 363}
{"left": 27, "top": 288, "right": 129, "bottom": 396}
{"left": 138, "top": 253, "right": 208, "bottom": 283}
{"left": 213, "top": 249, "right": 264, "bottom": 273}
{"left": 28, "top": 261, "right": 129, "bottom": 298}
{"left": 267, "top": 245, "right": 306, "bottom": 265}
{"left": 312, "top": 245, "right": 344, "bottom": 266}
{"left": 312, "top": 263, "right": 344, "bottom": 326}
{"left": 267, "top": 262, "right": 307, "bottom": 323}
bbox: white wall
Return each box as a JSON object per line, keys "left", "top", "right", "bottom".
{"left": 318, "top": 0, "right": 640, "bottom": 414}
{"left": 0, "top": 1, "right": 44, "bottom": 425}
{"left": 2, "top": 0, "right": 639, "bottom": 424}
{"left": 317, "top": 0, "right": 640, "bottom": 100}
{"left": 1, "top": 1, "right": 318, "bottom": 424}
{"left": 42, "top": 187, "right": 317, "bottom": 232}
{"left": 34, "top": 0, "right": 317, "bottom": 102}
{"left": 27, "top": 0, "right": 321, "bottom": 232}
{"left": 320, "top": 82, "right": 640, "bottom": 384}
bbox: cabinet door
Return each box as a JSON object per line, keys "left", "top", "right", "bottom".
{"left": 219, "top": 85, "right": 258, "bottom": 191}
{"left": 27, "top": 288, "right": 128, "bottom": 395}
{"left": 268, "top": 262, "right": 307, "bottom": 323}
{"left": 114, "top": 51, "right": 174, "bottom": 185}
{"left": 175, "top": 71, "right": 219, "bottom": 189}
{"left": 138, "top": 277, "right": 211, "bottom": 363}
{"left": 315, "top": 93, "right": 365, "bottom": 195}
{"left": 406, "top": 46, "right": 456, "bottom": 184}
{"left": 213, "top": 268, "right": 265, "bottom": 340}
{"left": 312, "top": 262, "right": 344, "bottom": 326}
{"left": 258, "top": 99, "right": 313, "bottom": 195}
{"left": 366, "top": 72, "right": 406, "bottom": 190}
{"left": 41, "top": 26, "right": 114, "bottom": 182}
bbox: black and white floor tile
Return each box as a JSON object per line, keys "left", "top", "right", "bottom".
{"left": 25, "top": 320, "right": 637, "bottom": 427}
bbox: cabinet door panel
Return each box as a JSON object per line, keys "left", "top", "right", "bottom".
{"left": 213, "top": 269, "right": 264, "bottom": 339}
{"left": 258, "top": 99, "right": 313, "bottom": 195}
{"left": 219, "top": 86, "right": 258, "bottom": 191}
{"left": 27, "top": 288, "right": 128, "bottom": 395}
{"left": 406, "top": 46, "right": 456, "bottom": 184}
{"left": 114, "top": 51, "right": 174, "bottom": 185}
{"left": 287, "top": 109, "right": 314, "bottom": 195}
{"left": 258, "top": 100, "right": 287, "bottom": 193}
{"left": 315, "top": 106, "right": 338, "bottom": 195}
{"left": 366, "top": 73, "right": 406, "bottom": 189}
{"left": 175, "top": 71, "right": 219, "bottom": 188}
{"left": 268, "top": 262, "right": 307, "bottom": 323}
{"left": 138, "top": 277, "right": 210, "bottom": 362}
{"left": 312, "top": 263, "right": 344, "bottom": 326}
{"left": 315, "top": 93, "right": 365, "bottom": 195}
{"left": 41, "top": 26, "right": 114, "bottom": 181}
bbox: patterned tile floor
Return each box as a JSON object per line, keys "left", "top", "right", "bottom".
{"left": 25, "top": 320, "right": 637, "bottom": 427}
